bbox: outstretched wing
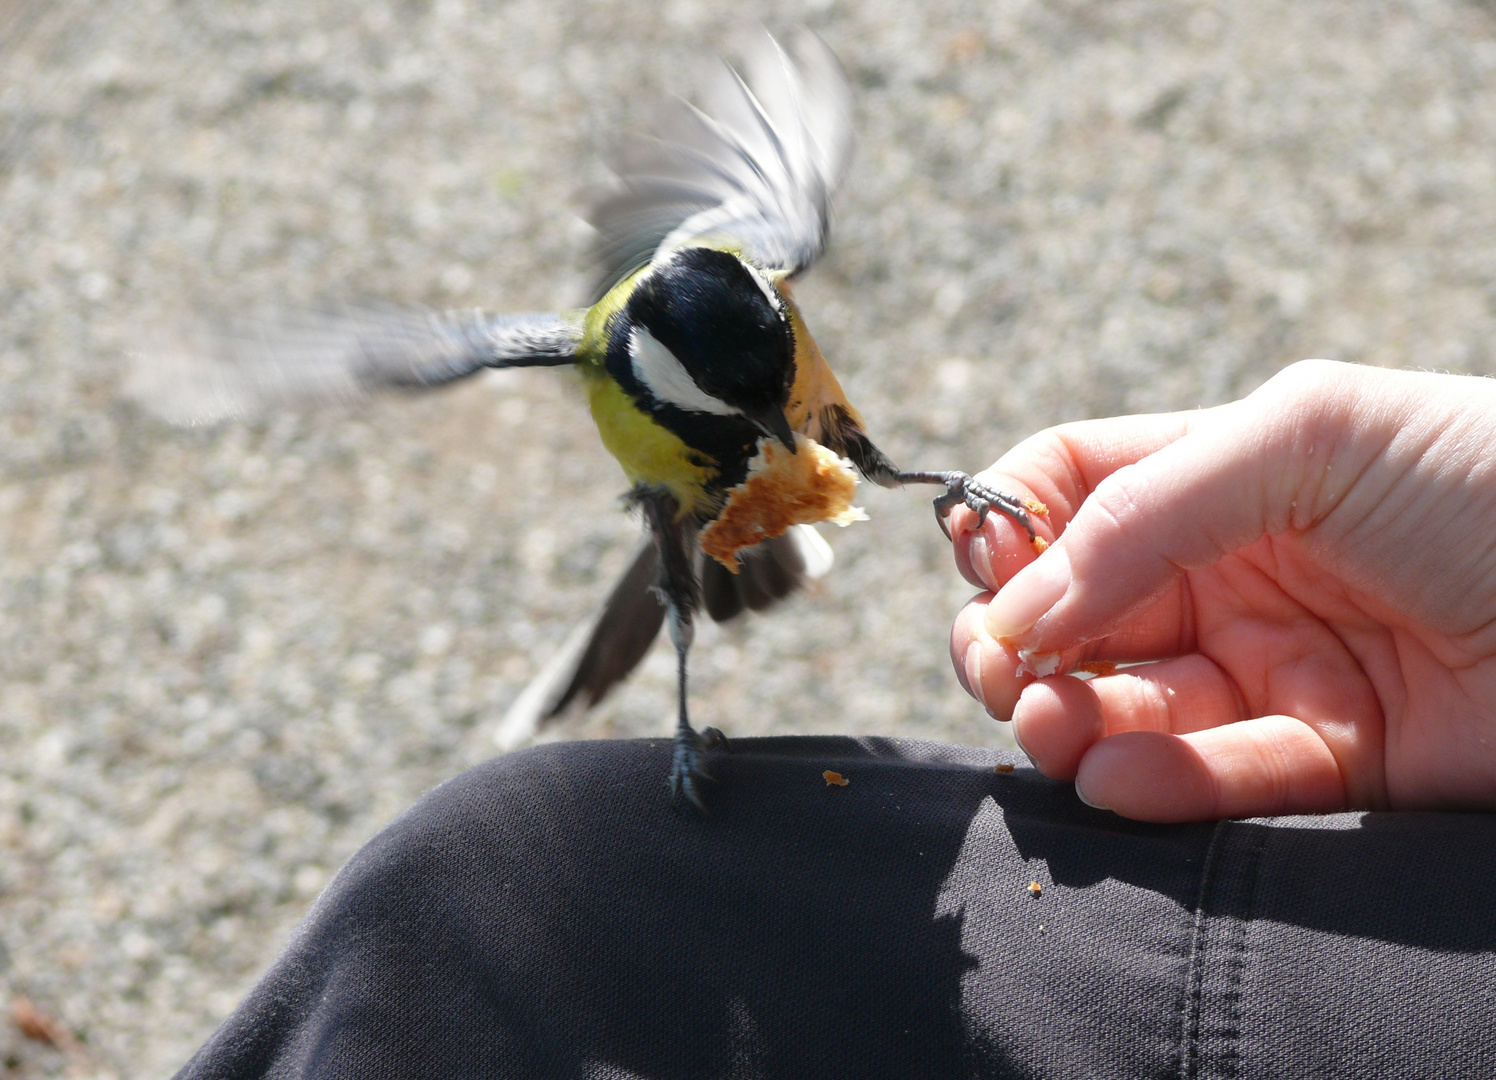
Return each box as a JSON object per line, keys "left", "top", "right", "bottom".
{"left": 588, "top": 28, "right": 855, "bottom": 298}
{"left": 129, "top": 304, "right": 584, "bottom": 424}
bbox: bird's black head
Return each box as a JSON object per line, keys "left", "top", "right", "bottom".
{"left": 624, "top": 246, "right": 796, "bottom": 420}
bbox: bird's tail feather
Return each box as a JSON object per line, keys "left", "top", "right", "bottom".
{"left": 494, "top": 525, "right": 831, "bottom": 751}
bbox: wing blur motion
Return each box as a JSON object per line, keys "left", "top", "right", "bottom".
{"left": 130, "top": 26, "right": 867, "bottom": 756}
{"left": 588, "top": 28, "right": 855, "bottom": 297}
{"left": 129, "top": 305, "right": 583, "bottom": 424}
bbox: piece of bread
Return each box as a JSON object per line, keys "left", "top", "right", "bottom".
{"left": 699, "top": 434, "right": 866, "bottom": 571}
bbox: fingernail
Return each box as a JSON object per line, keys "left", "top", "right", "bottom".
{"left": 968, "top": 533, "right": 995, "bottom": 588}
{"left": 963, "top": 641, "right": 987, "bottom": 711}
{"left": 1011, "top": 717, "right": 1038, "bottom": 769}
{"left": 984, "top": 546, "right": 1072, "bottom": 643}
{"left": 1075, "top": 777, "right": 1110, "bottom": 811}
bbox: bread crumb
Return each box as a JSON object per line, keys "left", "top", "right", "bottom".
{"left": 994, "top": 763, "right": 1015, "bottom": 773}
{"left": 1028, "top": 881, "right": 1042, "bottom": 897}
{"left": 1075, "top": 660, "right": 1118, "bottom": 677}
{"left": 822, "top": 770, "right": 850, "bottom": 787}
{"left": 1016, "top": 649, "right": 1062, "bottom": 678}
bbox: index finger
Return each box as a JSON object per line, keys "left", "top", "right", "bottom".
{"left": 951, "top": 408, "right": 1214, "bottom": 593}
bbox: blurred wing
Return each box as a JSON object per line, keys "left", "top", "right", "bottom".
{"left": 130, "top": 304, "right": 583, "bottom": 424}
{"left": 588, "top": 28, "right": 854, "bottom": 298}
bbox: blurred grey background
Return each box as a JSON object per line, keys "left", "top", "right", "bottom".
{"left": 5, "top": 0, "right": 1496, "bottom": 1074}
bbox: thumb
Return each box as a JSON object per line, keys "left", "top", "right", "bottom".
{"left": 981, "top": 361, "right": 1369, "bottom": 653}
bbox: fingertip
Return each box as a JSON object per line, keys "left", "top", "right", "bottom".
{"left": 950, "top": 503, "right": 1046, "bottom": 592}
{"left": 1010, "top": 674, "right": 1102, "bottom": 782}
{"left": 973, "top": 641, "right": 1026, "bottom": 723}
{"left": 949, "top": 597, "right": 988, "bottom": 697}
{"left": 949, "top": 594, "right": 1027, "bottom": 721}
{"left": 1074, "top": 732, "right": 1217, "bottom": 822}
{"left": 1072, "top": 720, "right": 1349, "bottom": 823}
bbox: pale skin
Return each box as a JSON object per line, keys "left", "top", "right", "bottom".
{"left": 948, "top": 358, "right": 1496, "bottom": 823}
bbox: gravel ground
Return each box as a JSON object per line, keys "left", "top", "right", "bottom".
{"left": 5, "top": 0, "right": 1496, "bottom": 1075}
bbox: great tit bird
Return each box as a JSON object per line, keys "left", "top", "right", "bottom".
{"left": 146, "top": 30, "right": 1038, "bottom": 807}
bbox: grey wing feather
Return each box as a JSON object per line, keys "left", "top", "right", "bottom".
{"left": 130, "top": 304, "right": 583, "bottom": 424}
{"left": 588, "top": 28, "right": 854, "bottom": 298}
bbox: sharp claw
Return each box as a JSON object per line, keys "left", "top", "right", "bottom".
{"left": 670, "top": 763, "right": 707, "bottom": 811}
{"left": 935, "top": 503, "right": 953, "bottom": 541}
{"left": 669, "top": 727, "right": 728, "bottom": 811}
{"left": 677, "top": 775, "right": 708, "bottom": 812}
{"left": 932, "top": 483, "right": 964, "bottom": 541}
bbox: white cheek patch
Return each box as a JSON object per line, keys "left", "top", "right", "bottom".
{"left": 630, "top": 325, "right": 738, "bottom": 416}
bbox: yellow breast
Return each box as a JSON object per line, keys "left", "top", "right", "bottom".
{"left": 583, "top": 369, "right": 719, "bottom": 518}
{"left": 575, "top": 267, "right": 861, "bottom": 523}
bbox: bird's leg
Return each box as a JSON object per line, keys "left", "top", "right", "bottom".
{"left": 831, "top": 425, "right": 1043, "bottom": 542}
{"left": 664, "top": 598, "right": 728, "bottom": 811}
{"left": 640, "top": 492, "right": 726, "bottom": 810}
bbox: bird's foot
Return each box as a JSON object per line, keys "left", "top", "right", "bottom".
{"left": 899, "top": 470, "right": 1045, "bottom": 542}
{"left": 931, "top": 472, "right": 1034, "bottom": 540}
{"left": 669, "top": 725, "right": 729, "bottom": 811}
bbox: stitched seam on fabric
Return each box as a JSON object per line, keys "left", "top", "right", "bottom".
{"left": 1180, "top": 819, "right": 1231, "bottom": 1080}
{"left": 1215, "top": 824, "right": 1266, "bottom": 1080}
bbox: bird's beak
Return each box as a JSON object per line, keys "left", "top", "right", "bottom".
{"left": 751, "top": 407, "right": 798, "bottom": 454}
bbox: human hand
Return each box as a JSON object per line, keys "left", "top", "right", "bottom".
{"left": 949, "top": 359, "right": 1496, "bottom": 822}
